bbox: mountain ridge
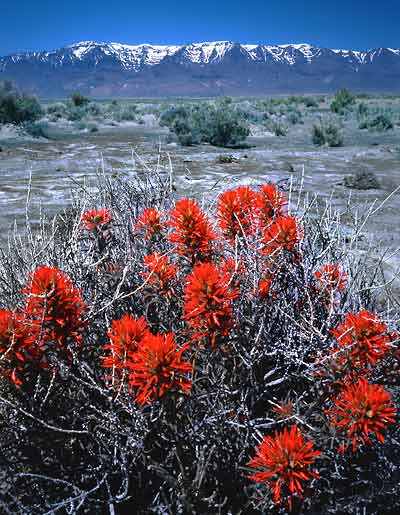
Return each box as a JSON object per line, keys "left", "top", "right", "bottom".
{"left": 1, "top": 40, "right": 400, "bottom": 97}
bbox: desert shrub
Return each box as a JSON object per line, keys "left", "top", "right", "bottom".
{"left": 67, "top": 104, "right": 89, "bottom": 121}
{"left": 70, "top": 91, "right": 90, "bottom": 107}
{"left": 216, "top": 154, "right": 236, "bottom": 163}
{"left": 46, "top": 102, "right": 68, "bottom": 120}
{"left": 113, "top": 104, "right": 138, "bottom": 122}
{"left": 24, "top": 121, "right": 51, "bottom": 138}
{"left": 344, "top": 170, "right": 381, "bottom": 189}
{"left": 303, "top": 96, "right": 318, "bottom": 108}
{"left": 330, "top": 89, "right": 356, "bottom": 114}
{"left": 356, "top": 102, "right": 369, "bottom": 120}
{"left": 161, "top": 102, "right": 250, "bottom": 147}
{"left": 286, "top": 109, "right": 303, "bottom": 125}
{"left": 0, "top": 161, "right": 398, "bottom": 514}
{"left": 207, "top": 105, "right": 249, "bottom": 147}
{"left": 236, "top": 102, "right": 263, "bottom": 123}
{"left": 172, "top": 116, "right": 200, "bottom": 145}
{"left": 86, "top": 102, "right": 102, "bottom": 117}
{"left": 159, "top": 105, "right": 190, "bottom": 127}
{"left": 312, "top": 122, "right": 343, "bottom": 147}
{"left": 265, "top": 120, "right": 288, "bottom": 136}
{"left": 359, "top": 113, "right": 394, "bottom": 132}
{"left": 0, "top": 83, "right": 43, "bottom": 125}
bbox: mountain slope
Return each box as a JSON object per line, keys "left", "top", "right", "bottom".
{"left": 1, "top": 40, "right": 400, "bottom": 97}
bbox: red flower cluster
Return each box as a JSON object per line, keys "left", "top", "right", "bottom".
{"left": 135, "top": 207, "right": 163, "bottom": 239}
{"left": 248, "top": 424, "right": 321, "bottom": 510}
{"left": 102, "top": 314, "right": 150, "bottom": 383}
{"left": 0, "top": 310, "right": 32, "bottom": 386}
{"left": 128, "top": 331, "right": 192, "bottom": 406}
{"left": 217, "top": 186, "right": 257, "bottom": 241}
{"left": 23, "top": 266, "right": 87, "bottom": 349}
{"left": 102, "top": 315, "right": 192, "bottom": 405}
{"left": 255, "top": 183, "right": 287, "bottom": 229}
{"left": 261, "top": 216, "right": 302, "bottom": 255}
{"left": 169, "top": 199, "right": 216, "bottom": 259}
{"left": 331, "top": 310, "right": 394, "bottom": 370}
{"left": 258, "top": 277, "right": 273, "bottom": 299}
{"left": 327, "top": 377, "right": 396, "bottom": 452}
{"left": 81, "top": 208, "right": 112, "bottom": 231}
{"left": 0, "top": 266, "right": 87, "bottom": 386}
{"left": 183, "top": 262, "right": 238, "bottom": 346}
{"left": 142, "top": 253, "right": 177, "bottom": 298}
{"left": 315, "top": 264, "right": 347, "bottom": 293}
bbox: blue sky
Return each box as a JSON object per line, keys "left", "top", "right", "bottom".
{"left": 1, "top": 0, "right": 399, "bottom": 55}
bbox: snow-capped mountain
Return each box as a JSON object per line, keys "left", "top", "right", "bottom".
{"left": 1, "top": 40, "right": 400, "bottom": 97}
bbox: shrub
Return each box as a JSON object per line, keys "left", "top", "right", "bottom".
{"left": 46, "top": 102, "right": 68, "bottom": 120}
{"left": 217, "top": 154, "right": 236, "bottom": 164}
{"left": 330, "top": 89, "right": 356, "bottom": 114}
{"left": 359, "top": 113, "right": 394, "bottom": 132}
{"left": 356, "top": 101, "right": 369, "bottom": 120}
{"left": 24, "top": 121, "right": 51, "bottom": 138}
{"left": 159, "top": 105, "right": 190, "bottom": 127}
{"left": 265, "top": 120, "right": 288, "bottom": 136}
{"left": 344, "top": 170, "right": 381, "bottom": 190}
{"left": 67, "top": 105, "right": 87, "bottom": 121}
{"left": 208, "top": 107, "right": 250, "bottom": 147}
{"left": 303, "top": 96, "right": 318, "bottom": 108}
{"left": 286, "top": 110, "right": 303, "bottom": 125}
{"left": 0, "top": 82, "right": 43, "bottom": 125}
{"left": 312, "top": 122, "right": 343, "bottom": 147}
{"left": 0, "top": 162, "right": 398, "bottom": 514}
{"left": 113, "top": 104, "right": 138, "bottom": 122}
{"left": 70, "top": 91, "right": 90, "bottom": 107}
{"left": 160, "top": 102, "right": 250, "bottom": 147}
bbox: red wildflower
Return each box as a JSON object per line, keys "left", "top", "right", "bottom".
{"left": 169, "top": 199, "right": 216, "bottom": 259}
{"left": 141, "top": 253, "right": 177, "bottom": 298}
{"left": 135, "top": 207, "right": 163, "bottom": 239}
{"left": 81, "top": 208, "right": 112, "bottom": 231}
{"left": 0, "top": 310, "right": 33, "bottom": 386}
{"left": 183, "top": 262, "right": 238, "bottom": 346}
{"left": 128, "top": 331, "right": 192, "bottom": 406}
{"left": 261, "top": 216, "right": 302, "bottom": 255}
{"left": 258, "top": 278, "right": 272, "bottom": 298}
{"left": 327, "top": 377, "right": 396, "bottom": 452}
{"left": 248, "top": 424, "right": 321, "bottom": 510}
{"left": 315, "top": 264, "right": 347, "bottom": 293}
{"left": 331, "top": 310, "right": 394, "bottom": 369}
{"left": 217, "top": 185, "right": 257, "bottom": 241}
{"left": 102, "top": 314, "right": 150, "bottom": 379}
{"left": 23, "top": 266, "right": 87, "bottom": 349}
{"left": 255, "top": 184, "right": 287, "bottom": 229}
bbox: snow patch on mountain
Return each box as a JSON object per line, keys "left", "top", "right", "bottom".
{"left": 1, "top": 41, "right": 400, "bottom": 75}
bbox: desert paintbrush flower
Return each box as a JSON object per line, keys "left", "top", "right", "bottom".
{"left": 261, "top": 215, "right": 302, "bottom": 255}
{"left": 102, "top": 314, "right": 150, "bottom": 379}
{"left": 255, "top": 183, "right": 287, "bottom": 229}
{"left": 141, "top": 253, "right": 177, "bottom": 298}
{"left": 217, "top": 185, "right": 257, "bottom": 241}
{"left": 169, "top": 198, "right": 216, "bottom": 259}
{"left": 183, "top": 262, "right": 238, "bottom": 347}
{"left": 331, "top": 310, "right": 394, "bottom": 370}
{"left": 327, "top": 377, "right": 396, "bottom": 452}
{"left": 135, "top": 207, "right": 163, "bottom": 239}
{"left": 23, "top": 265, "right": 87, "bottom": 348}
{"left": 81, "top": 208, "right": 112, "bottom": 231}
{"left": 248, "top": 424, "right": 321, "bottom": 510}
{"left": 128, "top": 331, "right": 192, "bottom": 406}
{"left": 315, "top": 264, "right": 347, "bottom": 293}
